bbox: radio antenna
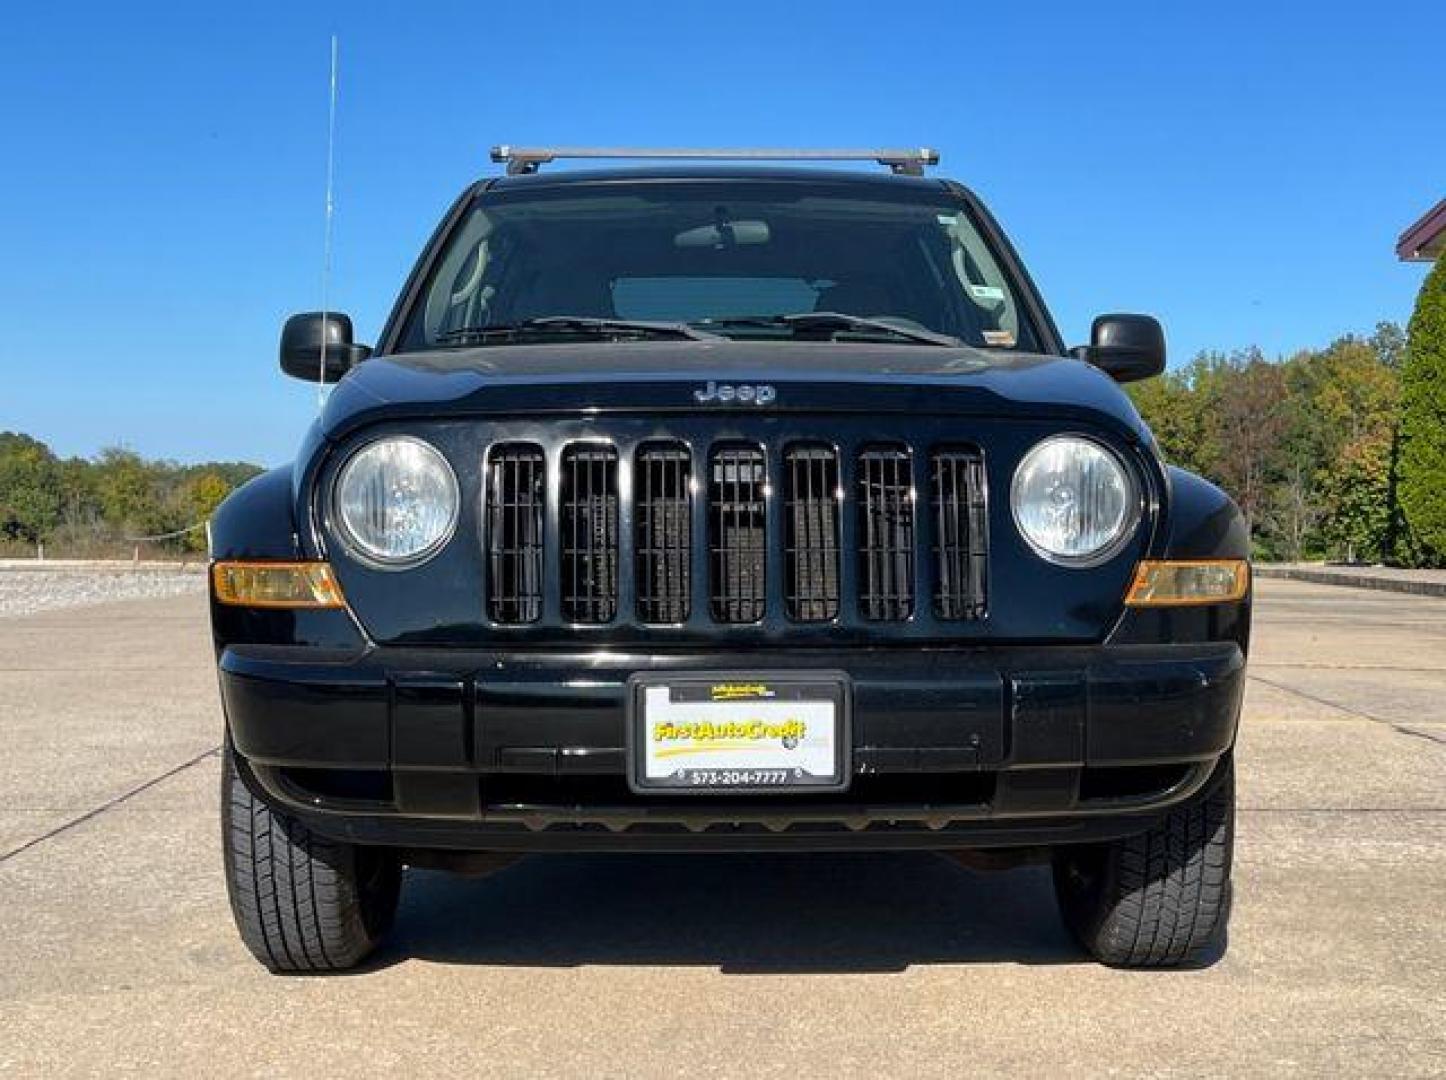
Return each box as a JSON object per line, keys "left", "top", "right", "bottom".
{"left": 317, "top": 34, "right": 339, "bottom": 409}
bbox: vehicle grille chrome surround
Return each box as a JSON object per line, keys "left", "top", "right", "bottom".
{"left": 560, "top": 444, "right": 619, "bottom": 623}
{"left": 708, "top": 445, "right": 767, "bottom": 623}
{"left": 477, "top": 431, "right": 988, "bottom": 633}
{"left": 784, "top": 444, "right": 841, "bottom": 621}
{"left": 485, "top": 444, "right": 545, "bottom": 624}
{"left": 635, "top": 442, "right": 692, "bottom": 623}
{"left": 932, "top": 449, "right": 989, "bottom": 620}
{"left": 857, "top": 446, "right": 915, "bottom": 621}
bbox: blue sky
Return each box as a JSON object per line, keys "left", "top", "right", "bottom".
{"left": 2, "top": 0, "right": 1441, "bottom": 465}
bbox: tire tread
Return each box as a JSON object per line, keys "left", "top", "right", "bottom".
{"left": 221, "top": 747, "right": 399, "bottom": 973}
{"left": 1054, "top": 761, "right": 1234, "bottom": 968}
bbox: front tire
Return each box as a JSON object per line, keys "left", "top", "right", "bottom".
{"left": 221, "top": 744, "right": 401, "bottom": 973}
{"left": 1052, "top": 758, "right": 1234, "bottom": 967}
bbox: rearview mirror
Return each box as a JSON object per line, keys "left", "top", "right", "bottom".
{"left": 674, "top": 220, "right": 771, "bottom": 248}
{"left": 1072, "top": 314, "right": 1166, "bottom": 383}
{"left": 279, "top": 312, "right": 372, "bottom": 382}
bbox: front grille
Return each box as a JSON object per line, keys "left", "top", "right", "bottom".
{"left": 784, "top": 445, "right": 841, "bottom": 621}
{"left": 485, "top": 444, "right": 545, "bottom": 624}
{"left": 857, "top": 446, "right": 916, "bottom": 621}
{"left": 559, "top": 445, "right": 619, "bottom": 623}
{"left": 635, "top": 442, "right": 691, "bottom": 623}
{"left": 932, "top": 449, "right": 988, "bottom": 619}
{"left": 709, "top": 445, "right": 767, "bottom": 623}
{"left": 481, "top": 435, "right": 987, "bottom": 631}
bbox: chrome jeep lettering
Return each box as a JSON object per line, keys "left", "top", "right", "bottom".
{"left": 694, "top": 381, "right": 777, "bottom": 405}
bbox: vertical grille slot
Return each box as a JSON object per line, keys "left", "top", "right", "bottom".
{"left": 932, "top": 449, "right": 988, "bottom": 620}
{"left": 485, "top": 444, "right": 545, "bottom": 624}
{"left": 709, "top": 445, "right": 767, "bottom": 623}
{"left": 857, "top": 446, "right": 915, "bottom": 621}
{"left": 784, "top": 445, "right": 840, "bottom": 621}
{"left": 560, "top": 444, "right": 619, "bottom": 623}
{"left": 635, "top": 442, "right": 692, "bottom": 623}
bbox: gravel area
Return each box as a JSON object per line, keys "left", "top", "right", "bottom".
{"left": 0, "top": 567, "right": 206, "bottom": 618}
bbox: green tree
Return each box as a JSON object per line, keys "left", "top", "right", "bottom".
{"left": 0, "top": 433, "right": 63, "bottom": 543}
{"left": 1399, "top": 258, "right": 1446, "bottom": 563}
{"left": 1130, "top": 335, "right": 1402, "bottom": 562}
{"left": 1282, "top": 334, "right": 1400, "bottom": 560}
{"left": 1281, "top": 335, "right": 1397, "bottom": 473}
{"left": 91, "top": 447, "right": 171, "bottom": 538}
{"left": 186, "top": 471, "right": 232, "bottom": 520}
{"left": 1261, "top": 460, "right": 1320, "bottom": 563}
{"left": 1370, "top": 321, "right": 1407, "bottom": 369}
{"left": 0, "top": 434, "right": 261, "bottom": 555}
{"left": 1319, "top": 432, "right": 1393, "bottom": 562}
{"left": 1204, "top": 349, "right": 1290, "bottom": 544}
{"left": 1128, "top": 366, "right": 1210, "bottom": 475}
{"left": 169, "top": 470, "right": 232, "bottom": 551}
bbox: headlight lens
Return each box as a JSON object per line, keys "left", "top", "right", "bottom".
{"left": 333, "top": 437, "right": 459, "bottom": 565}
{"left": 1011, "top": 436, "right": 1137, "bottom": 563}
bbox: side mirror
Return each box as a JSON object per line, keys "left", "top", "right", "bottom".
{"left": 279, "top": 312, "right": 372, "bottom": 382}
{"left": 1072, "top": 314, "right": 1166, "bottom": 383}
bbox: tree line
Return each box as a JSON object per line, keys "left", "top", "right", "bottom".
{"left": 1130, "top": 257, "right": 1445, "bottom": 567}
{"left": 0, "top": 434, "right": 261, "bottom": 557}
{"left": 1129, "top": 323, "right": 1405, "bottom": 563}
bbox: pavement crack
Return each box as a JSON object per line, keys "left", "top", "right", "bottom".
{"left": 1250, "top": 672, "right": 1446, "bottom": 747}
{"left": 1247, "top": 673, "right": 1434, "bottom": 734}
{"left": 0, "top": 745, "right": 221, "bottom": 865}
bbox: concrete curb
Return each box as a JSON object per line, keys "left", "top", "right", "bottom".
{"left": 1254, "top": 564, "right": 1446, "bottom": 598}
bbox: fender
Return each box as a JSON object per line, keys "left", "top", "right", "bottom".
{"left": 1157, "top": 467, "right": 1250, "bottom": 561}
{"left": 209, "top": 466, "right": 365, "bottom": 652}
{"left": 209, "top": 466, "right": 302, "bottom": 560}
{"left": 1111, "top": 466, "right": 1251, "bottom": 650}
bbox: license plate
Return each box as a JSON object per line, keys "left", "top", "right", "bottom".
{"left": 627, "top": 673, "right": 850, "bottom": 794}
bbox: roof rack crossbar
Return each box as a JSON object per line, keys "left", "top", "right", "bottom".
{"left": 489, "top": 146, "right": 940, "bottom": 177}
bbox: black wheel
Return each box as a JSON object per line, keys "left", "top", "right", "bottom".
{"left": 1052, "top": 759, "right": 1234, "bottom": 968}
{"left": 221, "top": 744, "right": 401, "bottom": 973}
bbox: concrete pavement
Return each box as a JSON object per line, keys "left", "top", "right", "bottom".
{"left": 0, "top": 579, "right": 1443, "bottom": 1077}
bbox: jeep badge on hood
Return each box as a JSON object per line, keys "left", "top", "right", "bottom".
{"left": 694, "top": 381, "right": 777, "bottom": 404}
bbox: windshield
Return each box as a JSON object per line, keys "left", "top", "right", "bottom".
{"left": 398, "top": 180, "right": 1043, "bottom": 352}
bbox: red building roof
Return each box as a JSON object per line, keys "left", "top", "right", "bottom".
{"left": 1398, "top": 197, "right": 1446, "bottom": 261}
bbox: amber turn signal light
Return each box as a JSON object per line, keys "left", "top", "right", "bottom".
{"left": 212, "top": 561, "right": 346, "bottom": 609}
{"left": 1125, "top": 560, "right": 1249, "bottom": 606}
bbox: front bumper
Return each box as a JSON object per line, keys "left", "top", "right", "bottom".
{"left": 220, "top": 642, "right": 1244, "bottom": 852}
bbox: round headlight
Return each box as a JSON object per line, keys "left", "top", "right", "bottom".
{"left": 333, "top": 436, "right": 459, "bottom": 565}
{"left": 1011, "top": 436, "right": 1137, "bottom": 564}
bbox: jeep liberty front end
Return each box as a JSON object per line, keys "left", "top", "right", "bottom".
{"left": 211, "top": 147, "right": 1248, "bottom": 972}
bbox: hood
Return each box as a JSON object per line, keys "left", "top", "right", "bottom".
{"left": 321, "top": 340, "right": 1150, "bottom": 443}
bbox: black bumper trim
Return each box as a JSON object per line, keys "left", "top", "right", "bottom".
{"left": 239, "top": 754, "right": 1225, "bottom": 852}
{"left": 220, "top": 642, "right": 1243, "bottom": 845}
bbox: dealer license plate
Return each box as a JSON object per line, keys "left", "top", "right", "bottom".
{"left": 627, "top": 673, "right": 850, "bottom": 794}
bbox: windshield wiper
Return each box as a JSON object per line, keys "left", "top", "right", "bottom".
{"left": 435, "top": 316, "right": 722, "bottom": 346}
{"left": 695, "top": 312, "right": 960, "bottom": 347}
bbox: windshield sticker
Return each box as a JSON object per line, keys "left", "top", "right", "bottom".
{"left": 969, "top": 284, "right": 1006, "bottom": 302}
{"left": 982, "top": 330, "right": 1016, "bottom": 347}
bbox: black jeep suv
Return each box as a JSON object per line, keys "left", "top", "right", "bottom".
{"left": 211, "top": 148, "right": 1249, "bottom": 972}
